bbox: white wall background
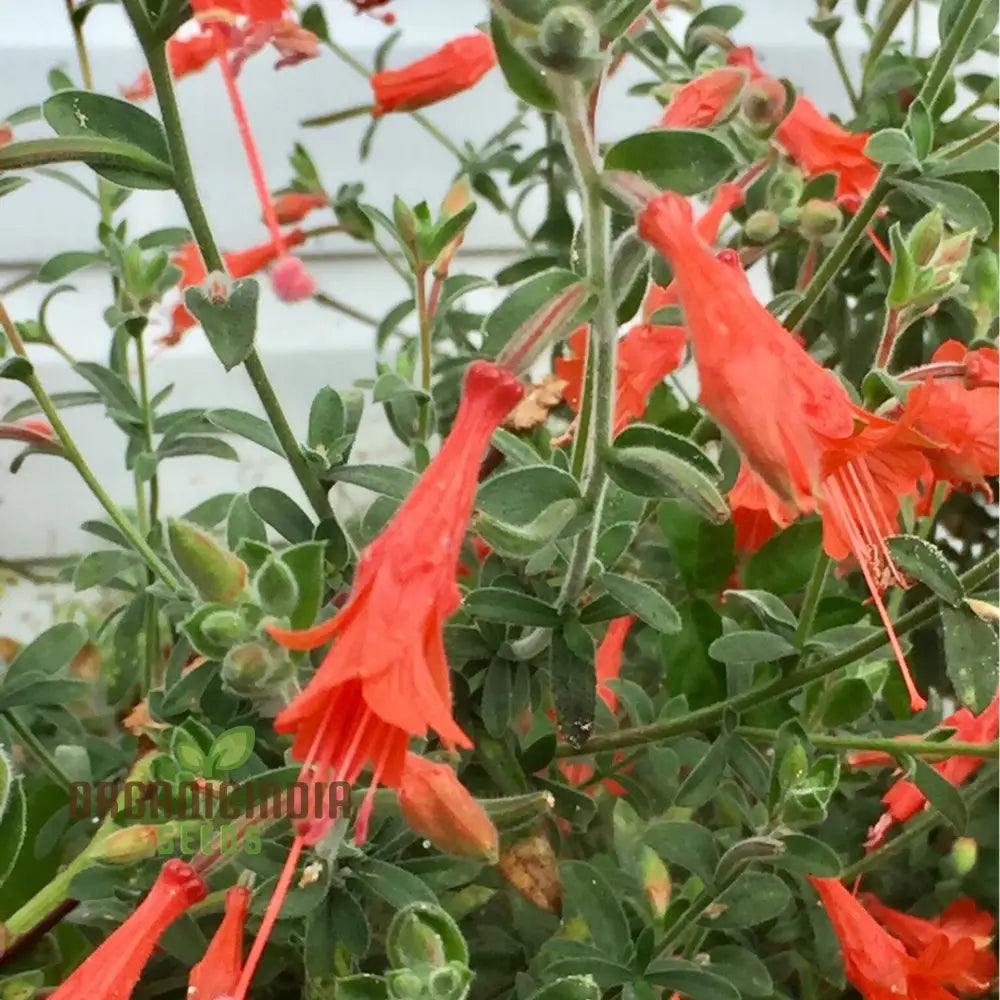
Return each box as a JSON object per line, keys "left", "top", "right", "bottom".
{"left": 0, "top": 0, "right": 948, "bottom": 586}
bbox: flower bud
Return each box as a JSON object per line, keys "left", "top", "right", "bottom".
{"left": 907, "top": 208, "right": 944, "bottom": 266}
{"left": 778, "top": 206, "right": 801, "bottom": 228}
{"left": 254, "top": 556, "right": 300, "bottom": 618}
{"left": 387, "top": 903, "right": 469, "bottom": 968}
{"left": 535, "top": 5, "right": 601, "bottom": 76}
{"left": 398, "top": 754, "right": 499, "bottom": 863}
{"left": 97, "top": 825, "right": 160, "bottom": 864}
{"left": 204, "top": 271, "right": 232, "bottom": 305}
{"left": 741, "top": 76, "right": 787, "bottom": 126}
{"left": 743, "top": 209, "right": 780, "bottom": 244}
{"left": 388, "top": 971, "right": 426, "bottom": 1000}
{"left": 766, "top": 168, "right": 804, "bottom": 212}
{"left": 659, "top": 66, "right": 747, "bottom": 129}
{"left": 199, "top": 609, "right": 249, "bottom": 646}
{"left": 221, "top": 642, "right": 283, "bottom": 694}
{"left": 433, "top": 176, "right": 474, "bottom": 278}
{"left": 168, "top": 519, "right": 248, "bottom": 603}
{"left": 270, "top": 255, "right": 316, "bottom": 303}
{"left": 798, "top": 198, "right": 843, "bottom": 239}
{"left": 0, "top": 123, "right": 12, "bottom": 147}
{"left": 951, "top": 836, "right": 978, "bottom": 875}
{"left": 640, "top": 846, "right": 671, "bottom": 919}
{"left": 272, "top": 191, "right": 327, "bottom": 226}
{"left": 965, "top": 248, "right": 999, "bottom": 335}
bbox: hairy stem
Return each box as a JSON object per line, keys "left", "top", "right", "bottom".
{"left": 862, "top": 0, "right": 914, "bottom": 93}
{"left": 556, "top": 550, "right": 999, "bottom": 757}
{"left": 738, "top": 727, "right": 999, "bottom": 759}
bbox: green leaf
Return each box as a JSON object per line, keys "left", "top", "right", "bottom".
{"left": 744, "top": 519, "right": 823, "bottom": 594}
{"left": 158, "top": 435, "right": 239, "bottom": 463}
{"left": 482, "top": 269, "right": 585, "bottom": 356}
{"left": 906, "top": 99, "right": 934, "bottom": 160}
{"left": 356, "top": 859, "right": 436, "bottom": 907}
{"left": 705, "top": 947, "right": 773, "bottom": 998}
{"left": 0, "top": 774, "right": 27, "bottom": 888}
{"left": 476, "top": 499, "right": 583, "bottom": 560}
{"left": 606, "top": 446, "right": 729, "bottom": 522}
{"left": 3, "top": 622, "right": 87, "bottom": 684}
{"left": 865, "top": 128, "right": 918, "bottom": 166}
{"left": 771, "top": 833, "right": 842, "bottom": 878}
{"left": 684, "top": 4, "right": 744, "bottom": 58}
{"left": 308, "top": 386, "right": 347, "bottom": 449}
{"left": 644, "top": 961, "right": 741, "bottom": 1000}
{"left": 38, "top": 250, "right": 103, "bottom": 283}
{"left": 0, "top": 176, "right": 29, "bottom": 200}
{"left": 892, "top": 177, "right": 993, "bottom": 236}
{"left": 560, "top": 861, "right": 631, "bottom": 962}
{"left": 939, "top": 0, "right": 999, "bottom": 60}
{"left": 598, "top": 574, "right": 681, "bottom": 634}
{"left": 524, "top": 976, "right": 602, "bottom": 1000}
{"left": 482, "top": 658, "right": 513, "bottom": 738}
{"left": 721, "top": 589, "right": 797, "bottom": 629}
{"left": 911, "top": 757, "right": 967, "bottom": 832}
{"left": 207, "top": 408, "right": 283, "bottom": 455}
{"left": 644, "top": 819, "right": 719, "bottom": 884}
{"left": 372, "top": 372, "right": 429, "bottom": 405}
{"left": 0, "top": 136, "right": 173, "bottom": 189}
{"left": 490, "top": 13, "right": 556, "bottom": 111}
{"left": 614, "top": 424, "right": 721, "bottom": 480}
{"left": 185, "top": 492, "right": 237, "bottom": 529}
{"left": 821, "top": 677, "right": 875, "bottom": 727}
{"left": 708, "top": 630, "right": 797, "bottom": 664}
{"left": 941, "top": 604, "right": 999, "bottom": 713}
{"left": 184, "top": 278, "right": 259, "bottom": 371}
{"left": 328, "top": 464, "right": 418, "bottom": 500}
{"left": 464, "top": 588, "right": 561, "bottom": 627}
{"left": 227, "top": 493, "right": 268, "bottom": 550}
{"left": 477, "top": 465, "right": 581, "bottom": 524}
{"left": 710, "top": 870, "right": 791, "bottom": 928}
{"left": 550, "top": 627, "right": 596, "bottom": 750}
{"left": 0, "top": 357, "right": 35, "bottom": 383}
{"left": 0, "top": 674, "right": 89, "bottom": 711}
{"left": 604, "top": 131, "right": 736, "bottom": 195}
{"left": 280, "top": 541, "right": 327, "bottom": 631}
{"left": 73, "top": 549, "right": 138, "bottom": 591}
{"left": 73, "top": 361, "right": 142, "bottom": 422}
{"left": 659, "top": 501, "right": 736, "bottom": 596}
{"left": 886, "top": 535, "right": 964, "bottom": 606}
{"left": 255, "top": 556, "right": 300, "bottom": 618}
{"left": 248, "top": 487, "right": 314, "bottom": 542}
{"left": 675, "top": 734, "right": 731, "bottom": 809}
{"left": 3, "top": 390, "right": 100, "bottom": 422}
{"left": 206, "top": 725, "right": 256, "bottom": 773}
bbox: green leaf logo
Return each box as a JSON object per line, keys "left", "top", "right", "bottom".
{"left": 205, "top": 725, "right": 256, "bottom": 777}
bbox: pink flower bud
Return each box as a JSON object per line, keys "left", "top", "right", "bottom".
{"left": 270, "top": 255, "right": 317, "bottom": 302}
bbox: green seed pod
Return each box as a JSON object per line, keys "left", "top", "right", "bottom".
{"left": 744, "top": 209, "right": 781, "bottom": 244}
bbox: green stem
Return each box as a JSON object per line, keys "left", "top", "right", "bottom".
{"left": 555, "top": 550, "right": 999, "bottom": 758}
{"left": 617, "top": 36, "right": 671, "bottom": 81}
{"left": 647, "top": 13, "right": 689, "bottom": 63}
{"left": 921, "top": 0, "right": 991, "bottom": 107}
{"left": 658, "top": 867, "right": 742, "bottom": 954}
{"left": 131, "top": 18, "right": 346, "bottom": 536}
{"left": 416, "top": 266, "right": 433, "bottom": 441}
{"left": 313, "top": 291, "right": 378, "bottom": 327}
{"left": 795, "top": 552, "right": 830, "bottom": 646}
{"left": 2, "top": 711, "right": 72, "bottom": 790}
{"left": 2, "top": 851, "right": 90, "bottom": 938}
{"left": 862, "top": 0, "right": 914, "bottom": 93}
{"left": 738, "top": 727, "right": 999, "bottom": 759}
{"left": 940, "top": 121, "right": 1000, "bottom": 160}
{"left": 555, "top": 77, "right": 616, "bottom": 609}
{"left": 841, "top": 764, "right": 998, "bottom": 881}
{"left": 825, "top": 34, "right": 861, "bottom": 113}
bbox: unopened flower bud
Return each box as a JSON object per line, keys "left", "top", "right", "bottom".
{"left": 199, "top": 609, "right": 248, "bottom": 646}
{"left": 741, "top": 76, "right": 787, "bottom": 126}
{"left": 744, "top": 209, "right": 780, "bottom": 244}
{"left": 433, "top": 176, "right": 473, "bottom": 278}
{"left": 204, "top": 271, "right": 233, "bottom": 305}
{"left": 798, "top": 198, "right": 842, "bottom": 239}
{"left": 640, "top": 846, "right": 671, "bottom": 919}
{"left": 951, "top": 836, "right": 978, "bottom": 875}
{"left": 270, "top": 255, "right": 316, "bottom": 303}
{"left": 778, "top": 206, "right": 801, "bottom": 228}
{"left": 254, "top": 557, "right": 300, "bottom": 618}
{"left": 0, "top": 123, "right": 12, "bottom": 146}
{"left": 766, "top": 168, "right": 804, "bottom": 212}
{"left": 98, "top": 825, "right": 160, "bottom": 864}
{"left": 659, "top": 66, "right": 747, "bottom": 129}
{"left": 271, "top": 191, "right": 327, "bottom": 226}
{"left": 399, "top": 754, "right": 499, "bottom": 863}
{"left": 388, "top": 971, "right": 426, "bottom": 1000}
{"left": 167, "top": 519, "right": 248, "bottom": 604}
{"left": 535, "top": 5, "right": 600, "bottom": 76}
{"left": 221, "top": 642, "right": 281, "bottom": 694}
{"left": 907, "top": 208, "right": 944, "bottom": 266}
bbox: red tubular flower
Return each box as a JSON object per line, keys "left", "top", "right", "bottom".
{"left": 188, "top": 885, "right": 251, "bottom": 999}
{"left": 266, "top": 361, "right": 524, "bottom": 846}
{"left": 641, "top": 182, "right": 745, "bottom": 321}
{"left": 370, "top": 33, "right": 497, "bottom": 117}
{"left": 555, "top": 323, "right": 687, "bottom": 437}
{"left": 861, "top": 894, "right": 998, "bottom": 995}
{"left": 638, "top": 192, "right": 935, "bottom": 711}
{"left": 398, "top": 752, "right": 499, "bottom": 862}
{"left": 860, "top": 694, "right": 999, "bottom": 848}
{"left": 50, "top": 860, "right": 206, "bottom": 1000}
{"left": 775, "top": 96, "right": 879, "bottom": 204}
{"left": 659, "top": 66, "right": 747, "bottom": 128}
{"left": 810, "top": 877, "right": 969, "bottom": 1000}
{"left": 272, "top": 191, "right": 328, "bottom": 225}
{"left": 728, "top": 460, "right": 798, "bottom": 556}
{"left": 900, "top": 341, "right": 999, "bottom": 495}
{"left": 0, "top": 418, "right": 61, "bottom": 450}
